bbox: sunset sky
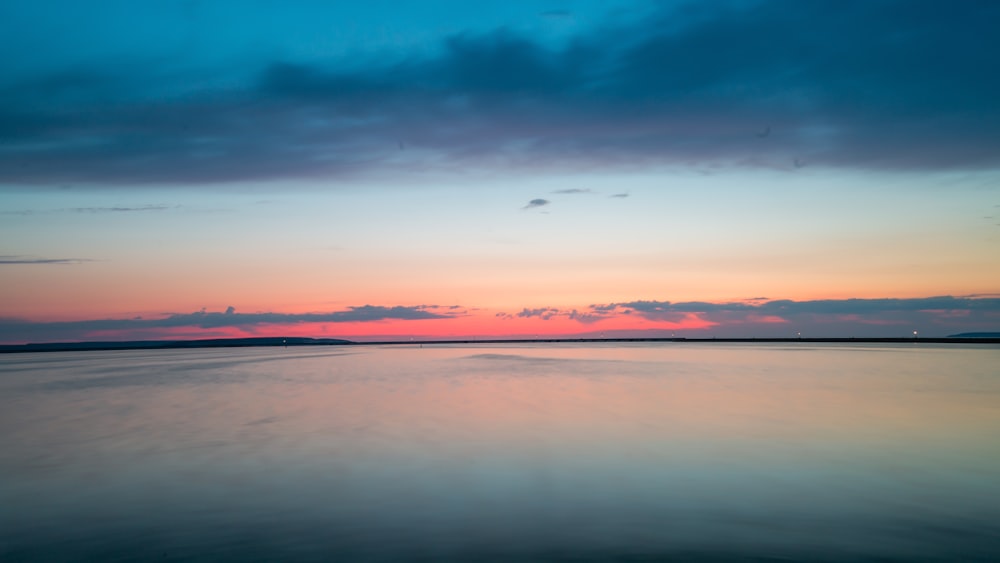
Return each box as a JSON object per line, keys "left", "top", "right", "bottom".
{"left": 1, "top": 0, "right": 998, "bottom": 343}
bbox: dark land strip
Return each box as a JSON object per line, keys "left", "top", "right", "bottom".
{"left": 2, "top": 336, "right": 998, "bottom": 353}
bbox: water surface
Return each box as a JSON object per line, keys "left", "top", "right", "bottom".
{"left": 2, "top": 343, "right": 999, "bottom": 561}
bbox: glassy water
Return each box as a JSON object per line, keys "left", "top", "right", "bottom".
{"left": 2, "top": 343, "right": 999, "bottom": 561}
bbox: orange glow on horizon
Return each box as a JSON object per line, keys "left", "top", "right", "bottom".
{"left": 53, "top": 308, "right": 721, "bottom": 343}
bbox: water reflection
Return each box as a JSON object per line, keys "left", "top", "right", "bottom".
{"left": 2, "top": 343, "right": 999, "bottom": 561}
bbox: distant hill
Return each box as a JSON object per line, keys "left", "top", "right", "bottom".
{"left": 948, "top": 332, "right": 1000, "bottom": 338}
{"left": 0, "top": 337, "right": 353, "bottom": 354}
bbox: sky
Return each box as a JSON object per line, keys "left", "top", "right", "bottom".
{"left": 1, "top": 0, "right": 998, "bottom": 343}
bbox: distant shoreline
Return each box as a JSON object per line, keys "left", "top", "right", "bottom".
{"left": 1, "top": 335, "right": 998, "bottom": 353}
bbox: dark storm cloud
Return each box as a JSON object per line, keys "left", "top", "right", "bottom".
{"left": 1, "top": 0, "right": 998, "bottom": 185}
{"left": 0, "top": 305, "right": 459, "bottom": 342}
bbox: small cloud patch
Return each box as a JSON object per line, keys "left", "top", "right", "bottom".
{"left": 523, "top": 198, "right": 550, "bottom": 210}
{"left": 539, "top": 10, "right": 573, "bottom": 19}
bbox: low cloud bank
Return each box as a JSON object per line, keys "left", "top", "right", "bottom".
{"left": 499, "top": 296, "right": 1000, "bottom": 337}
{"left": 0, "top": 305, "right": 460, "bottom": 343}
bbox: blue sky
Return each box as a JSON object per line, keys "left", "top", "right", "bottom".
{"left": 1, "top": 0, "right": 998, "bottom": 342}
{"left": 4, "top": 0, "right": 999, "bottom": 184}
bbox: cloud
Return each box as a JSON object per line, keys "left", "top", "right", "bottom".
{"left": 516, "top": 307, "right": 561, "bottom": 320}
{"left": 598, "top": 296, "right": 1000, "bottom": 318}
{"left": 181, "top": 304, "right": 456, "bottom": 326}
{"left": 609, "top": 192, "right": 629, "bottom": 198}
{"left": 503, "top": 306, "right": 609, "bottom": 324}
{"left": 584, "top": 296, "right": 1000, "bottom": 336}
{"left": 552, "top": 188, "right": 593, "bottom": 194}
{"left": 567, "top": 309, "right": 606, "bottom": 324}
{"left": 6, "top": 297, "right": 997, "bottom": 343}
{"left": 0, "top": 255, "right": 91, "bottom": 265}
{"left": 1, "top": 1, "right": 997, "bottom": 186}
{"left": 539, "top": 10, "right": 573, "bottom": 19}
{"left": 523, "top": 198, "right": 550, "bottom": 209}
{"left": 496, "top": 296, "right": 1000, "bottom": 336}
{"left": 70, "top": 205, "right": 172, "bottom": 213}
{"left": 0, "top": 305, "right": 462, "bottom": 343}
{"left": 2, "top": 204, "right": 175, "bottom": 215}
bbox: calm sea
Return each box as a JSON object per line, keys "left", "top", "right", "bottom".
{"left": 2, "top": 343, "right": 998, "bottom": 562}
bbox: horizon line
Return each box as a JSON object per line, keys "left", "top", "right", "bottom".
{"left": 2, "top": 335, "right": 999, "bottom": 354}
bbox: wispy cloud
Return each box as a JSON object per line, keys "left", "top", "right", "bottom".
{"left": 2, "top": 204, "right": 175, "bottom": 215}
{"left": 70, "top": 205, "right": 173, "bottom": 213}
{"left": 552, "top": 188, "right": 593, "bottom": 194}
{"left": 1, "top": 1, "right": 997, "bottom": 186}
{"left": 539, "top": 10, "right": 573, "bottom": 19}
{"left": 0, "top": 255, "right": 92, "bottom": 265}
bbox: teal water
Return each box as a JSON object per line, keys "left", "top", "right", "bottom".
{"left": 2, "top": 343, "right": 999, "bottom": 561}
